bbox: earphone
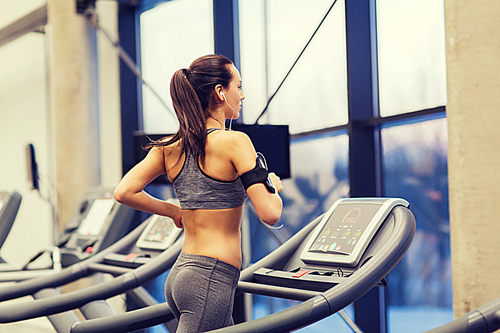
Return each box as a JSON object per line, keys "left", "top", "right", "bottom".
{"left": 220, "top": 90, "right": 235, "bottom": 131}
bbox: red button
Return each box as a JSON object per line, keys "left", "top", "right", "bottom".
{"left": 85, "top": 246, "right": 93, "bottom": 253}
{"left": 292, "top": 270, "right": 310, "bottom": 278}
{"left": 125, "top": 253, "right": 139, "bottom": 261}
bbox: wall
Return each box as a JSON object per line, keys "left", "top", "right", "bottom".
{"left": 0, "top": 1, "right": 53, "bottom": 264}
{"left": 0, "top": 0, "right": 122, "bottom": 266}
{"left": 444, "top": 0, "right": 500, "bottom": 318}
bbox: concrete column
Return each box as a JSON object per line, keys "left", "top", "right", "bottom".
{"left": 96, "top": 0, "right": 122, "bottom": 188}
{"left": 444, "top": 0, "right": 500, "bottom": 318}
{"left": 47, "top": 0, "right": 99, "bottom": 230}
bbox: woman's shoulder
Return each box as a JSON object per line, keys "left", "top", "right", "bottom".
{"left": 207, "top": 130, "right": 256, "bottom": 164}
{"left": 151, "top": 137, "right": 182, "bottom": 161}
{"left": 210, "top": 129, "right": 253, "bottom": 148}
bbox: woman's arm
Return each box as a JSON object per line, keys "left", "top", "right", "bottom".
{"left": 229, "top": 132, "right": 283, "bottom": 226}
{"left": 114, "top": 147, "right": 183, "bottom": 228}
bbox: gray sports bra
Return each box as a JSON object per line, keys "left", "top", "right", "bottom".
{"left": 172, "top": 129, "right": 248, "bottom": 210}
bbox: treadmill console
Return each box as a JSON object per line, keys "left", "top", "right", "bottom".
{"left": 252, "top": 197, "right": 411, "bottom": 292}
{"left": 76, "top": 198, "right": 116, "bottom": 236}
{"left": 136, "top": 214, "right": 182, "bottom": 251}
{"left": 102, "top": 211, "right": 183, "bottom": 269}
{"left": 300, "top": 198, "right": 409, "bottom": 267}
{"left": 57, "top": 188, "right": 135, "bottom": 267}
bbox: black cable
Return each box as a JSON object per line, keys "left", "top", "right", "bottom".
{"left": 82, "top": 6, "right": 176, "bottom": 118}
{"left": 254, "top": 0, "right": 339, "bottom": 124}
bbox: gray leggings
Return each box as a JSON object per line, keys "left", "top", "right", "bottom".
{"left": 165, "top": 252, "right": 240, "bottom": 333}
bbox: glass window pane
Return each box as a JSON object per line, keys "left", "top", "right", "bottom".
{"left": 381, "top": 116, "right": 453, "bottom": 332}
{"left": 377, "top": 0, "right": 447, "bottom": 116}
{"left": 249, "top": 131, "right": 350, "bottom": 330}
{"left": 140, "top": 0, "right": 214, "bottom": 133}
{"left": 280, "top": 131, "right": 349, "bottom": 238}
{"left": 239, "top": 0, "right": 348, "bottom": 134}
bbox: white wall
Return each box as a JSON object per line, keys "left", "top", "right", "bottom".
{"left": 0, "top": 1, "right": 53, "bottom": 264}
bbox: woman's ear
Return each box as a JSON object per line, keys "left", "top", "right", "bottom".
{"left": 215, "top": 84, "right": 225, "bottom": 101}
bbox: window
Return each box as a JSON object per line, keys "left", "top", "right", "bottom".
{"left": 140, "top": 0, "right": 214, "bottom": 133}
{"left": 239, "top": 0, "right": 348, "bottom": 133}
{"left": 381, "top": 115, "right": 452, "bottom": 332}
{"left": 249, "top": 132, "right": 350, "bottom": 332}
{"left": 376, "top": 0, "right": 447, "bottom": 116}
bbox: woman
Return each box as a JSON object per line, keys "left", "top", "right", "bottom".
{"left": 114, "top": 54, "right": 283, "bottom": 332}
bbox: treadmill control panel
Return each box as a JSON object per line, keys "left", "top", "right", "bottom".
{"left": 136, "top": 215, "right": 182, "bottom": 250}
{"left": 300, "top": 198, "right": 409, "bottom": 267}
{"left": 57, "top": 188, "right": 134, "bottom": 267}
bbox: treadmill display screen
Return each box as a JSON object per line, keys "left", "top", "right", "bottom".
{"left": 77, "top": 199, "right": 115, "bottom": 235}
{"left": 308, "top": 203, "right": 382, "bottom": 255}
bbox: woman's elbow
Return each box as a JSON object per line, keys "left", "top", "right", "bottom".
{"left": 113, "top": 186, "right": 129, "bottom": 204}
{"left": 260, "top": 210, "right": 282, "bottom": 226}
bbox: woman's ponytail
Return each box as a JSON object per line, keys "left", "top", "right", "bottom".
{"left": 144, "top": 54, "right": 234, "bottom": 166}
{"left": 170, "top": 68, "right": 208, "bottom": 163}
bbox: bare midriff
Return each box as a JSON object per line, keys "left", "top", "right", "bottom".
{"left": 180, "top": 206, "right": 243, "bottom": 269}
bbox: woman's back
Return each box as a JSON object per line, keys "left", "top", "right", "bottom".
{"left": 165, "top": 129, "right": 249, "bottom": 268}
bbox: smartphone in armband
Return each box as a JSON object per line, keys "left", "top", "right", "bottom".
{"left": 241, "top": 152, "right": 276, "bottom": 194}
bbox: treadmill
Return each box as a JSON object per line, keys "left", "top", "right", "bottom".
{"left": 6, "top": 196, "right": 496, "bottom": 333}
{"left": 0, "top": 187, "right": 135, "bottom": 282}
{"left": 69, "top": 197, "right": 416, "bottom": 333}
{"left": 70, "top": 197, "right": 500, "bottom": 333}
{"left": 0, "top": 191, "right": 22, "bottom": 263}
{"left": 0, "top": 208, "right": 183, "bottom": 333}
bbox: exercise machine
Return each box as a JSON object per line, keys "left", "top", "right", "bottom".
{"left": 69, "top": 197, "right": 416, "bottom": 333}
{"left": 0, "top": 191, "right": 22, "bottom": 263}
{"left": 0, "top": 206, "right": 183, "bottom": 333}
{"left": 0, "top": 187, "right": 135, "bottom": 282}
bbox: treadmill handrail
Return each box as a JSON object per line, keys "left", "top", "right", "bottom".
{"left": 425, "top": 297, "right": 500, "bottom": 333}
{"left": 0, "top": 234, "right": 184, "bottom": 323}
{"left": 88, "top": 262, "right": 133, "bottom": 276}
{"left": 0, "top": 191, "right": 22, "bottom": 249}
{"left": 0, "top": 218, "right": 150, "bottom": 302}
{"left": 71, "top": 302, "right": 175, "bottom": 333}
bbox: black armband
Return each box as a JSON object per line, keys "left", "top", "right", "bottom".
{"left": 240, "top": 152, "right": 276, "bottom": 194}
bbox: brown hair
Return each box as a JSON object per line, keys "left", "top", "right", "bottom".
{"left": 145, "top": 54, "right": 234, "bottom": 165}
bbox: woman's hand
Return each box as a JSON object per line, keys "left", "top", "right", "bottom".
{"left": 172, "top": 212, "right": 184, "bottom": 229}
{"left": 163, "top": 200, "right": 183, "bottom": 229}
{"left": 269, "top": 172, "right": 283, "bottom": 193}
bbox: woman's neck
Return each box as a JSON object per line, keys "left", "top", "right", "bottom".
{"left": 206, "top": 110, "right": 226, "bottom": 130}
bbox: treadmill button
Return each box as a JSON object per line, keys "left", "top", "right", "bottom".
{"left": 85, "top": 246, "right": 93, "bottom": 253}
{"left": 292, "top": 270, "right": 310, "bottom": 278}
{"left": 125, "top": 253, "right": 139, "bottom": 261}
